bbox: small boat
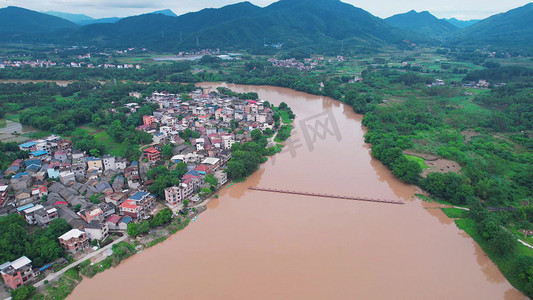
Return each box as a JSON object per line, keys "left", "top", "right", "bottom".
{"left": 192, "top": 216, "right": 198, "bottom": 221}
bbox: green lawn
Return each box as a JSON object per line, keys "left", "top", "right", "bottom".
{"left": 5, "top": 113, "right": 20, "bottom": 122}
{"left": 94, "top": 131, "right": 127, "bottom": 157}
{"left": 441, "top": 207, "right": 468, "bottom": 219}
{"left": 404, "top": 154, "right": 428, "bottom": 169}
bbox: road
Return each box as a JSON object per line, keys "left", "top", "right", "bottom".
{"left": 33, "top": 235, "right": 128, "bottom": 288}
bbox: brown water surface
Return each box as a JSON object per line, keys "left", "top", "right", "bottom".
{"left": 69, "top": 83, "right": 525, "bottom": 299}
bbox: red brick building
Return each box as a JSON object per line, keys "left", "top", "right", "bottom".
{"left": 58, "top": 229, "right": 89, "bottom": 254}
{"left": 143, "top": 147, "right": 161, "bottom": 162}
{"left": 0, "top": 256, "right": 36, "bottom": 289}
{"left": 143, "top": 115, "right": 156, "bottom": 126}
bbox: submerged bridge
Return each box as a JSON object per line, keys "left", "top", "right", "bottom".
{"left": 248, "top": 187, "right": 404, "bottom": 205}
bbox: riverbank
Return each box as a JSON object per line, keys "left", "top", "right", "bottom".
{"left": 66, "top": 83, "right": 524, "bottom": 300}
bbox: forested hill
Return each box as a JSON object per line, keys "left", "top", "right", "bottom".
{"left": 0, "top": 0, "right": 532, "bottom": 50}
{"left": 70, "top": 0, "right": 423, "bottom": 51}
{"left": 0, "top": 0, "right": 428, "bottom": 51}
{"left": 447, "top": 2, "right": 533, "bottom": 47}
{"left": 0, "top": 6, "right": 78, "bottom": 34}
{"left": 385, "top": 10, "right": 459, "bottom": 38}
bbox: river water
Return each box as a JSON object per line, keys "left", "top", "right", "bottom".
{"left": 69, "top": 84, "right": 524, "bottom": 299}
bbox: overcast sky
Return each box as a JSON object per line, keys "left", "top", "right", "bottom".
{"left": 0, "top": 0, "right": 530, "bottom": 20}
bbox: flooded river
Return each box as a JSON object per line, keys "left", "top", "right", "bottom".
{"left": 69, "top": 84, "right": 524, "bottom": 299}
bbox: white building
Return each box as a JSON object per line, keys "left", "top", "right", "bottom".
{"left": 103, "top": 155, "right": 116, "bottom": 170}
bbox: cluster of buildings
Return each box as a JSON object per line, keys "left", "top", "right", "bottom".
{"left": 0, "top": 88, "right": 279, "bottom": 290}
{"left": 136, "top": 90, "right": 276, "bottom": 206}
{"left": 268, "top": 57, "right": 320, "bottom": 71}
{"left": 0, "top": 135, "right": 153, "bottom": 249}
{"left": 0, "top": 59, "right": 141, "bottom": 70}
{"left": 463, "top": 79, "right": 506, "bottom": 88}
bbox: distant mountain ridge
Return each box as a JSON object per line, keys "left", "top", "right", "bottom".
{"left": 67, "top": 0, "right": 427, "bottom": 51}
{"left": 442, "top": 18, "right": 479, "bottom": 28}
{"left": 448, "top": 2, "right": 533, "bottom": 47}
{"left": 0, "top": 1, "right": 531, "bottom": 50}
{"left": 151, "top": 9, "right": 177, "bottom": 17}
{"left": 385, "top": 10, "right": 458, "bottom": 38}
{"left": 0, "top": 6, "right": 78, "bottom": 35}
{"left": 43, "top": 11, "right": 94, "bottom": 24}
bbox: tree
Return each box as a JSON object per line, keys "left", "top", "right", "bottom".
{"left": 251, "top": 129, "right": 262, "bottom": 141}
{"left": 205, "top": 174, "right": 218, "bottom": 188}
{"left": 161, "top": 144, "right": 173, "bottom": 160}
{"left": 89, "top": 148, "right": 100, "bottom": 157}
{"left": 11, "top": 285, "right": 35, "bottom": 300}
{"left": 127, "top": 223, "right": 138, "bottom": 237}
{"left": 200, "top": 187, "right": 211, "bottom": 198}
{"left": 489, "top": 229, "right": 517, "bottom": 257}
{"left": 138, "top": 221, "right": 150, "bottom": 235}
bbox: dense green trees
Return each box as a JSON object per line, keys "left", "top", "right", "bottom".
{"left": 0, "top": 215, "right": 71, "bottom": 267}
{"left": 146, "top": 163, "right": 188, "bottom": 198}
{"left": 226, "top": 141, "right": 266, "bottom": 181}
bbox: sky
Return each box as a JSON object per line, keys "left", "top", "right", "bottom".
{"left": 0, "top": 0, "right": 530, "bottom": 20}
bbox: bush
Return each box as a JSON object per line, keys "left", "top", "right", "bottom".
{"left": 10, "top": 285, "right": 35, "bottom": 300}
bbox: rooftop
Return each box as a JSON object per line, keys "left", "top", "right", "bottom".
{"left": 19, "top": 142, "right": 38, "bottom": 148}
{"left": 30, "top": 150, "right": 48, "bottom": 156}
{"left": 129, "top": 191, "right": 149, "bottom": 201}
{"left": 10, "top": 256, "right": 32, "bottom": 270}
{"left": 58, "top": 229, "right": 85, "bottom": 240}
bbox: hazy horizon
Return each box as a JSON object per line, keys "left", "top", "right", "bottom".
{"left": 0, "top": 0, "right": 529, "bottom": 20}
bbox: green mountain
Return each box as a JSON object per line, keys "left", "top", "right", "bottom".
{"left": 69, "top": 0, "right": 425, "bottom": 51}
{"left": 152, "top": 9, "right": 177, "bottom": 17}
{"left": 0, "top": 6, "right": 78, "bottom": 35}
{"left": 448, "top": 3, "right": 533, "bottom": 47}
{"left": 442, "top": 18, "right": 479, "bottom": 28}
{"left": 385, "top": 10, "right": 458, "bottom": 38}
{"left": 43, "top": 11, "right": 94, "bottom": 24}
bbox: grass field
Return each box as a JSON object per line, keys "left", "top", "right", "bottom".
{"left": 404, "top": 154, "right": 428, "bottom": 169}
{"left": 441, "top": 207, "right": 468, "bottom": 219}
{"left": 94, "top": 131, "right": 127, "bottom": 157}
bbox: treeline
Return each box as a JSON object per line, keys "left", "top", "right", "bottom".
{"left": 0, "top": 215, "right": 71, "bottom": 267}
{"left": 0, "top": 62, "right": 192, "bottom": 81}
{"left": 468, "top": 199, "right": 533, "bottom": 296}
{"left": 0, "top": 141, "right": 29, "bottom": 170}
{"left": 215, "top": 87, "right": 258, "bottom": 100}
{"left": 474, "top": 84, "right": 533, "bottom": 131}
{"left": 464, "top": 66, "right": 533, "bottom": 82}
{"left": 0, "top": 81, "right": 195, "bottom": 160}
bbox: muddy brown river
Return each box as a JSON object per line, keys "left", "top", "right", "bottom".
{"left": 69, "top": 83, "right": 525, "bottom": 299}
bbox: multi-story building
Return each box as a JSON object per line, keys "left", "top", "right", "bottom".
{"left": 58, "top": 229, "right": 89, "bottom": 254}
{"left": 0, "top": 256, "right": 36, "bottom": 289}
{"left": 143, "top": 147, "right": 161, "bottom": 162}
{"left": 102, "top": 155, "right": 116, "bottom": 170}
{"left": 87, "top": 157, "right": 103, "bottom": 171}
{"left": 164, "top": 183, "right": 194, "bottom": 205}
{"left": 119, "top": 200, "right": 141, "bottom": 219}
{"left": 84, "top": 221, "right": 109, "bottom": 241}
